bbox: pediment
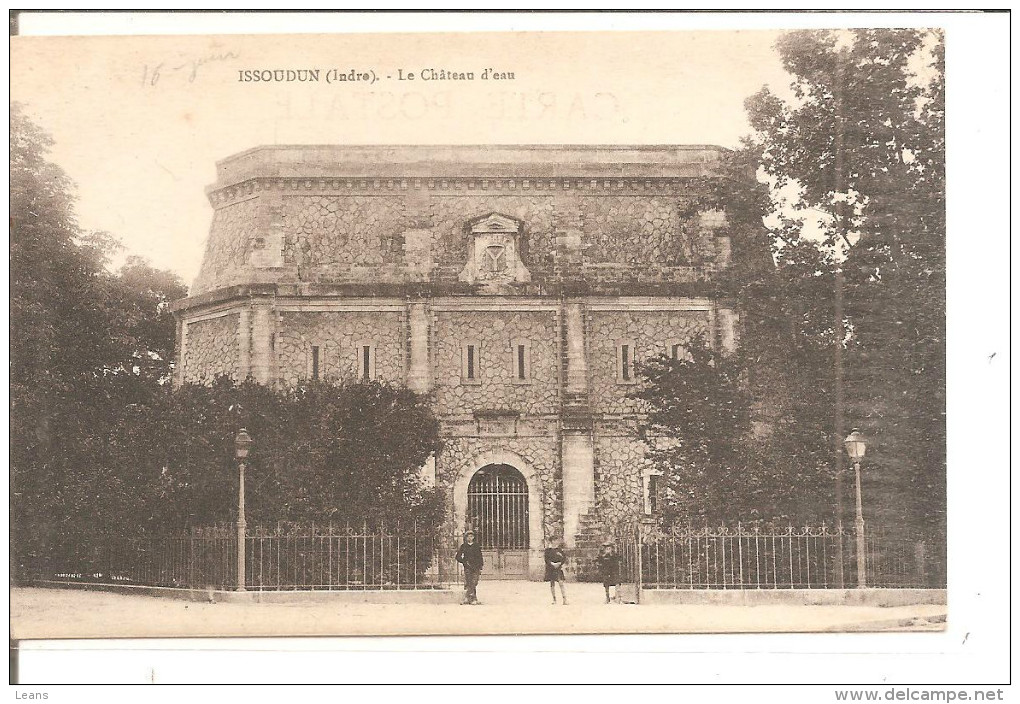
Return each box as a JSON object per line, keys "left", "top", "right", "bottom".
{"left": 470, "top": 213, "right": 521, "bottom": 235}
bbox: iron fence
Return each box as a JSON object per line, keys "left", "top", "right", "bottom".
{"left": 629, "top": 524, "right": 942, "bottom": 590}
{"left": 245, "top": 522, "right": 461, "bottom": 590}
{"left": 34, "top": 521, "right": 942, "bottom": 593}
{"left": 40, "top": 523, "right": 461, "bottom": 591}
{"left": 47, "top": 526, "right": 237, "bottom": 590}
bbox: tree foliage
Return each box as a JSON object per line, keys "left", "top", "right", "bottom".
{"left": 145, "top": 378, "right": 445, "bottom": 530}
{"left": 750, "top": 30, "right": 944, "bottom": 541}
{"left": 635, "top": 340, "right": 835, "bottom": 525}
{"left": 634, "top": 146, "right": 837, "bottom": 524}
{"left": 13, "top": 375, "right": 446, "bottom": 576}
{"left": 636, "top": 30, "right": 944, "bottom": 542}
{"left": 635, "top": 345, "right": 749, "bottom": 524}
{"left": 10, "top": 104, "right": 187, "bottom": 388}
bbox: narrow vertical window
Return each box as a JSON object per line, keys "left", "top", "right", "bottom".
{"left": 511, "top": 338, "right": 531, "bottom": 384}
{"left": 355, "top": 341, "right": 376, "bottom": 380}
{"left": 461, "top": 340, "right": 481, "bottom": 384}
{"left": 665, "top": 339, "right": 687, "bottom": 362}
{"left": 648, "top": 474, "right": 663, "bottom": 514}
{"left": 311, "top": 345, "right": 320, "bottom": 380}
{"left": 616, "top": 339, "right": 637, "bottom": 384}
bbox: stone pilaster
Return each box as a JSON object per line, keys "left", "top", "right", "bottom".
{"left": 561, "top": 300, "right": 594, "bottom": 547}
{"left": 561, "top": 430, "right": 595, "bottom": 548}
{"left": 564, "top": 302, "right": 587, "bottom": 395}
{"left": 251, "top": 304, "right": 276, "bottom": 384}
{"left": 237, "top": 308, "right": 252, "bottom": 380}
{"left": 407, "top": 301, "right": 431, "bottom": 393}
{"left": 718, "top": 306, "right": 739, "bottom": 354}
{"left": 175, "top": 316, "right": 187, "bottom": 385}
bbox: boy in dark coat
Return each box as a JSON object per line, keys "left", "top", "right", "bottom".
{"left": 544, "top": 542, "right": 568, "bottom": 605}
{"left": 455, "top": 530, "right": 484, "bottom": 605}
{"left": 597, "top": 541, "right": 621, "bottom": 604}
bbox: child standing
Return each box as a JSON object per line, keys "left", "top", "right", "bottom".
{"left": 597, "top": 540, "right": 621, "bottom": 604}
{"left": 544, "top": 542, "right": 568, "bottom": 604}
{"left": 455, "top": 530, "right": 484, "bottom": 605}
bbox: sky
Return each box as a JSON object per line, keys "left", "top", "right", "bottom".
{"left": 10, "top": 21, "right": 797, "bottom": 288}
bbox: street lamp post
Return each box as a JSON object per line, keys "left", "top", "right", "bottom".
{"left": 234, "top": 428, "right": 252, "bottom": 592}
{"left": 844, "top": 429, "right": 868, "bottom": 588}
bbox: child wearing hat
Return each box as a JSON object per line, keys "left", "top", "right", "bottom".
{"left": 544, "top": 541, "right": 568, "bottom": 605}
{"left": 455, "top": 529, "right": 484, "bottom": 605}
{"left": 597, "top": 540, "right": 622, "bottom": 604}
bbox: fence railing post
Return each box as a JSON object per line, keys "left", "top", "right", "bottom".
{"left": 915, "top": 540, "right": 927, "bottom": 588}
{"left": 635, "top": 523, "right": 643, "bottom": 604}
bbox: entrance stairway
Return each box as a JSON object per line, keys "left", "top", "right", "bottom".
{"left": 571, "top": 506, "right": 608, "bottom": 582}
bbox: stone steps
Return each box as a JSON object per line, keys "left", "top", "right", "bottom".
{"left": 571, "top": 507, "right": 609, "bottom": 581}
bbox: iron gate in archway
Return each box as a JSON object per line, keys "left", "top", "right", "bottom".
{"left": 467, "top": 464, "right": 530, "bottom": 579}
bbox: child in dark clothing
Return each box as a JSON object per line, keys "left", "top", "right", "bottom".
{"left": 597, "top": 541, "right": 621, "bottom": 604}
{"left": 455, "top": 530, "right": 484, "bottom": 605}
{"left": 544, "top": 542, "right": 568, "bottom": 605}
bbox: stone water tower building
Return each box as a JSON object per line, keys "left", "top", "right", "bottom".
{"left": 172, "top": 145, "right": 746, "bottom": 579}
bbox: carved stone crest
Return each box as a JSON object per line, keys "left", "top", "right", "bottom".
{"left": 459, "top": 213, "right": 531, "bottom": 288}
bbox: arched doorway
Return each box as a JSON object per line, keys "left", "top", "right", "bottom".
{"left": 467, "top": 464, "right": 530, "bottom": 579}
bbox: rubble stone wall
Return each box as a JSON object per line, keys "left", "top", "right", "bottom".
{"left": 432, "top": 309, "right": 560, "bottom": 416}
{"left": 280, "top": 195, "right": 409, "bottom": 274}
{"left": 191, "top": 189, "right": 723, "bottom": 293}
{"left": 274, "top": 311, "right": 405, "bottom": 387}
{"left": 192, "top": 199, "right": 260, "bottom": 295}
{"left": 183, "top": 314, "right": 239, "bottom": 383}
{"left": 593, "top": 421, "right": 651, "bottom": 527}
{"left": 578, "top": 196, "right": 691, "bottom": 265}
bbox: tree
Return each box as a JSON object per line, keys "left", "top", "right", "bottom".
{"left": 635, "top": 30, "right": 945, "bottom": 546}
{"left": 632, "top": 145, "right": 837, "bottom": 525}
{"left": 635, "top": 338, "right": 837, "bottom": 525}
{"left": 108, "top": 256, "right": 188, "bottom": 383}
{"left": 634, "top": 344, "right": 751, "bottom": 523}
{"left": 744, "top": 30, "right": 946, "bottom": 546}
{"left": 25, "top": 377, "right": 444, "bottom": 535}
{"left": 10, "top": 107, "right": 444, "bottom": 581}
{"left": 10, "top": 104, "right": 189, "bottom": 576}
{"left": 144, "top": 378, "right": 444, "bottom": 529}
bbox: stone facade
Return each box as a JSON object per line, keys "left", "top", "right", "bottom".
{"left": 594, "top": 422, "right": 652, "bottom": 527}
{"left": 181, "top": 313, "right": 239, "bottom": 383}
{"left": 173, "top": 145, "right": 751, "bottom": 579}
{"left": 274, "top": 310, "right": 406, "bottom": 387}
{"left": 433, "top": 309, "right": 560, "bottom": 417}
{"left": 282, "top": 196, "right": 409, "bottom": 272}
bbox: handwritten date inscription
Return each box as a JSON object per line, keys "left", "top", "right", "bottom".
{"left": 142, "top": 50, "right": 240, "bottom": 87}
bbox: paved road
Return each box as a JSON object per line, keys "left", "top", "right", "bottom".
{"left": 11, "top": 585, "right": 947, "bottom": 639}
